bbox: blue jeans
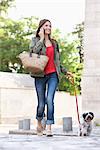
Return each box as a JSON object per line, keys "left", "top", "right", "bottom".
{"left": 35, "top": 72, "right": 59, "bottom": 125}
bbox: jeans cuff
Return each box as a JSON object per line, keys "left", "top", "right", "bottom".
{"left": 46, "top": 120, "right": 54, "bottom": 125}
{"left": 36, "top": 116, "right": 43, "bottom": 121}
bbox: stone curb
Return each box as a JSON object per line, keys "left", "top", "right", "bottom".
{"left": 9, "top": 129, "right": 78, "bottom": 136}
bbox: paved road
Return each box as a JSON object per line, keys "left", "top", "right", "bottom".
{"left": 0, "top": 126, "right": 100, "bottom": 150}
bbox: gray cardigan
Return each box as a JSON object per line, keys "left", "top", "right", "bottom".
{"left": 29, "top": 37, "right": 67, "bottom": 77}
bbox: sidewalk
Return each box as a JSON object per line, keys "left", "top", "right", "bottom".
{"left": 0, "top": 124, "right": 100, "bottom": 150}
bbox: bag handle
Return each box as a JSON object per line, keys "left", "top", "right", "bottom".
{"left": 29, "top": 49, "right": 41, "bottom": 58}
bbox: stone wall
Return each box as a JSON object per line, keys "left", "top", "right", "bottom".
{"left": 0, "top": 72, "right": 82, "bottom": 125}
{"left": 82, "top": 0, "right": 100, "bottom": 124}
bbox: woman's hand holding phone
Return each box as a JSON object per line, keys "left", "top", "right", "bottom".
{"left": 39, "top": 28, "right": 45, "bottom": 41}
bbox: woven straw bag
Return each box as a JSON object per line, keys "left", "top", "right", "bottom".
{"left": 18, "top": 51, "right": 49, "bottom": 73}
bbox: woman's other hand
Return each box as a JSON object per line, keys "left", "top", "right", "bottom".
{"left": 66, "top": 71, "right": 74, "bottom": 85}
{"left": 67, "top": 71, "right": 73, "bottom": 78}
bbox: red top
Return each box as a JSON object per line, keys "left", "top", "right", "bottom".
{"left": 44, "top": 46, "right": 56, "bottom": 75}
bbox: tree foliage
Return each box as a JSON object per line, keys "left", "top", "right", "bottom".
{"left": 0, "top": 12, "right": 84, "bottom": 94}
{"left": 71, "top": 22, "right": 84, "bottom": 94}
{"left": 72, "top": 22, "right": 84, "bottom": 63}
{"left": 0, "top": 16, "right": 39, "bottom": 72}
{"left": 0, "top": 0, "right": 15, "bottom": 15}
{"left": 52, "top": 31, "right": 83, "bottom": 94}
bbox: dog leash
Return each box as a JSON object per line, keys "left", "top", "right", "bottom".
{"left": 68, "top": 77, "right": 80, "bottom": 125}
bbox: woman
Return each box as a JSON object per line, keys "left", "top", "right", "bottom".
{"left": 30, "top": 19, "right": 73, "bottom": 136}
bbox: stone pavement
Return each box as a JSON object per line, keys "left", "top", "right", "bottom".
{"left": 0, "top": 124, "right": 100, "bottom": 150}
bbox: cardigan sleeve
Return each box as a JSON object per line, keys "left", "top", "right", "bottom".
{"left": 56, "top": 42, "right": 68, "bottom": 75}
{"left": 29, "top": 37, "right": 44, "bottom": 54}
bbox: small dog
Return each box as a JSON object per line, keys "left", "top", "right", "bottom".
{"left": 79, "top": 112, "right": 94, "bottom": 136}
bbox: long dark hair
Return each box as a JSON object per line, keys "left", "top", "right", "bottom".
{"left": 36, "top": 19, "right": 51, "bottom": 37}
{"left": 36, "top": 19, "right": 56, "bottom": 48}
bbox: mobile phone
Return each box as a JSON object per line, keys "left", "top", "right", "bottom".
{"left": 43, "top": 29, "right": 45, "bottom": 34}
